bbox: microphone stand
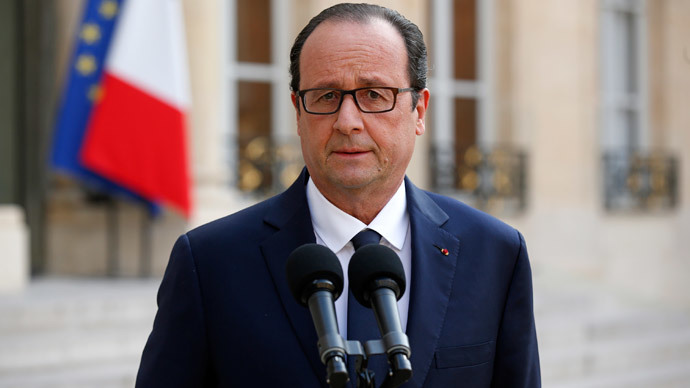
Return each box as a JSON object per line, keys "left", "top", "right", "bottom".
{"left": 361, "top": 338, "right": 412, "bottom": 388}
{"left": 338, "top": 338, "right": 412, "bottom": 388}
{"left": 316, "top": 328, "right": 411, "bottom": 388}
{"left": 342, "top": 340, "right": 375, "bottom": 388}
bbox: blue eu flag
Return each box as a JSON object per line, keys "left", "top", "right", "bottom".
{"left": 51, "top": 0, "right": 158, "bottom": 211}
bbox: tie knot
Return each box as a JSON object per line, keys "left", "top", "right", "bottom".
{"left": 351, "top": 229, "right": 381, "bottom": 251}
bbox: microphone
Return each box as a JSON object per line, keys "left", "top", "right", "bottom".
{"left": 286, "top": 244, "right": 349, "bottom": 388}
{"left": 348, "top": 244, "right": 412, "bottom": 386}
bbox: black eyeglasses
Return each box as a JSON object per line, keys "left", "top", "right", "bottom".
{"left": 296, "top": 87, "right": 415, "bottom": 115}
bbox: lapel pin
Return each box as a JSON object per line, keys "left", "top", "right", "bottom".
{"left": 433, "top": 244, "right": 449, "bottom": 256}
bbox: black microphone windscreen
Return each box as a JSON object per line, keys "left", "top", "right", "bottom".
{"left": 286, "top": 243, "right": 344, "bottom": 306}
{"left": 348, "top": 244, "right": 406, "bottom": 307}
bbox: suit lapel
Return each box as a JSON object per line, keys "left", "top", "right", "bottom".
{"left": 260, "top": 169, "right": 327, "bottom": 386}
{"left": 404, "top": 179, "right": 460, "bottom": 388}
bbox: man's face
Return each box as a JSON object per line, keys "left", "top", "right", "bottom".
{"left": 292, "top": 19, "right": 429, "bottom": 199}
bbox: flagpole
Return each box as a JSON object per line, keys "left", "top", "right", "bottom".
{"left": 106, "top": 196, "right": 120, "bottom": 277}
{"left": 140, "top": 207, "right": 153, "bottom": 277}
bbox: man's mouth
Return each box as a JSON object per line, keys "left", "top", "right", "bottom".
{"left": 334, "top": 147, "right": 368, "bottom": 154}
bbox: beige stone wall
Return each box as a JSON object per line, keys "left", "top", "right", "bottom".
{"left": 46, "top": 192, "right": 186, "bottom": 277}
{"left": 662, "top": 0, "right": 690, "bottom": 212}
{"left": 501, "top": 0, "right": 601, "bottom": 275}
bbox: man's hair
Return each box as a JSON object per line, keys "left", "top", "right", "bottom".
{"left": 289, "top": 3, "right": 427, "bottom": 109}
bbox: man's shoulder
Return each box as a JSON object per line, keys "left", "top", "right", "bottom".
{"left": 186, "top": 194, "right": 281, "bottom": 242}
{"left": 186, "top": 171, "right": 309, "bottom": 242}
{"left": 421, "top": 189, "right": 521, "bottom": 241}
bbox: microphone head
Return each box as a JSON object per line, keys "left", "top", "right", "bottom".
{"left": 286, "top": 243, "right": 344, "bottom": 306}
{"left": 348, "top": 244, "right": 406, "bottom": 307}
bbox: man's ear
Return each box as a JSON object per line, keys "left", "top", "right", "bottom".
{"left": 291, "top": 92, "right": 301, "bottom": 116}
{"left": 415, "top": 88, "right": 430, "bottom": 136}
{"left": 292, "top": 92, "right": 302, "bottom": 135}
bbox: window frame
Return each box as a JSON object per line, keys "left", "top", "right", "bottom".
{"left": 221, "top": 0, "right": 294, "bottom": 191}
{"left": 429, "top": 0, "right": 495, "bottom": 152}
{"left": 599, "top": 0, "right": 649, "bottom": 152}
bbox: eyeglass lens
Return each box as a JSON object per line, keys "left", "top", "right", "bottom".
{"left": 302, "top": 88, "right": 396, "bottom": 113}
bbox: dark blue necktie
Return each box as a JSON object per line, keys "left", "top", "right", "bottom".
{"left": 347, "top": 229, "right": 388, "bottom": 387}
{"left": 350, "top": 229, "right": 382, "bottom": 251}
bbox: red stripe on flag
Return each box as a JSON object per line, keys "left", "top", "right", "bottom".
{"left": 81, "top": 73, "right": 191, "bottom": 216}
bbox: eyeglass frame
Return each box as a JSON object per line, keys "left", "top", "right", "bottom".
{"left": 295, "top": 86, "right": 416, "bottom": 115}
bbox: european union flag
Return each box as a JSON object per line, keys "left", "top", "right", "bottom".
{"left": 51, "top": 0, "right": 158, "bottom": 211}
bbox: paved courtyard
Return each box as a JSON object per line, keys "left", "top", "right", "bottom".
{"left": 0, "top": 269, "right": 689, "bottom": 387}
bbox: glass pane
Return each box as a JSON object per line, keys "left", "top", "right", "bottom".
{"left": 610, "top": 10, "right": 637, "bottom": 94}
{"left": 454, "top": 98, "right": 478, "bottom": 191}
{"left": 623, "top": 11, "right": 638, "bottom": 93}
{"left": 237, "top": 0, "right": 271, "bottom": 63}
{"left": 453, "top": 0, "right": 477, "bottom": 80}
{"left": 238, "top": 82, "right": 272, "bottom": 192}
{"left": 455, "top": 98, "right": 477, "bottom": 148}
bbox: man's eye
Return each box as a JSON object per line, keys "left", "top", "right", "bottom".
{"left": 367, "top": 90, "right": 382, "bottom": 99}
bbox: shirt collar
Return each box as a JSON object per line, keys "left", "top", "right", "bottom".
{"left": 306, "top": 177, "right": 409, "bottom": 253}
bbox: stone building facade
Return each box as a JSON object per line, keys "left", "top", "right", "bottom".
{"left": 1, "top": 0, "right": 689, "bottom": 306}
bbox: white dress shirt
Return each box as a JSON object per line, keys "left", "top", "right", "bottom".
{"left": 306, "top": 177, "right": 412, "bottom": 339}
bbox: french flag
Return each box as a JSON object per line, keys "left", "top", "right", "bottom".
{"left": 80, "top": 0, "right": 192, "bottom": 216}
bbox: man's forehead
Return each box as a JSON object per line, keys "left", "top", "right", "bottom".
{"left": 311, "top": 17, "right": 400, "bottom": 41}
{"left": 301, "top": 18, "right": 404, "bottom": 57}
{"left": 299, "top": 18, "right": 407, "bottom": 86}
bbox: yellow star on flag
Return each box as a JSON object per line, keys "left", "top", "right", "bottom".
{"left": 80, "top": 23, "right": 101, "bottom": 44}
{"left": 76, "top": 54, "right": 97, "bottom": 76}
{"left": 99, "top": 0, "right": 119, "bottom": 19}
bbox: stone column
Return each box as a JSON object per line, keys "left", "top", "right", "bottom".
{"left": 0, "top": 206, "right": 29, "bottom": 293}
{"left": 182, "top": 0, "right": 254, "bottom": 227}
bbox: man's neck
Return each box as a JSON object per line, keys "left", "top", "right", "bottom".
{"left": 310, "top": 177, "right": 405, "bottom": 225}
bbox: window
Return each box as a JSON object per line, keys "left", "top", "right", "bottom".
{"left": 429, "top": 0, "right": 525, "bottom": 212}
{"left": 600, "top": 0, "right": 676, "bottom": 211}
{"left": 600, "top": 0, "right": 648, "bottom": 152}
{"left": 223, "top": 0, "right": 300, "bottom": 195}
{"left": 429, "top": 0, "right": 492, "bottom": 156}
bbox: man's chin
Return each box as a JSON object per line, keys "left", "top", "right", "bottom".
{"left": 326, "top": 171, "right": 379, "bottom": 191}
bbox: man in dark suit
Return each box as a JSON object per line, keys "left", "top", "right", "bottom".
{"left": 136, "top": 3, "right": 540, "bottom": 387}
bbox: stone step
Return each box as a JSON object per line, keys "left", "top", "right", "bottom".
{"left": 536, "top": 307, "right": 690, "bottom": 349}
{"left": 0, "top": 322, "right": 150, "bottom": 373}
{"left": 0, "top": 358, "right": 138, "bottom": 388}
{"left": 541, "top": 325, "right": 690, "bottom": 382}
{"left": 546, "top": 359, "right": 690, "bottom": 388}
{"left": 0, "top": 278, "right": 158, "bottom": 334}
{"left": 0, "top": 277, "right": 156, "bottom": 378}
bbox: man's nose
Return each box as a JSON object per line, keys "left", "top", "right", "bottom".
{"left": 333, "top": 95, "right": 364, "bottom": 135}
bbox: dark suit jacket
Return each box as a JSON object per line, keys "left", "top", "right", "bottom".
{"left": 136, "top": 169, "right": 540, "bottom": 387}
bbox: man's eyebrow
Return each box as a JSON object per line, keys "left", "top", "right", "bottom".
{"left": 356, "top": 76, "right": 387, "bottom": 86}
{"left": 304, "top": 77, "right": 391, "bottom": 90}
{"left": 305, "top": 81, "right": 339, "bottom": 89}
